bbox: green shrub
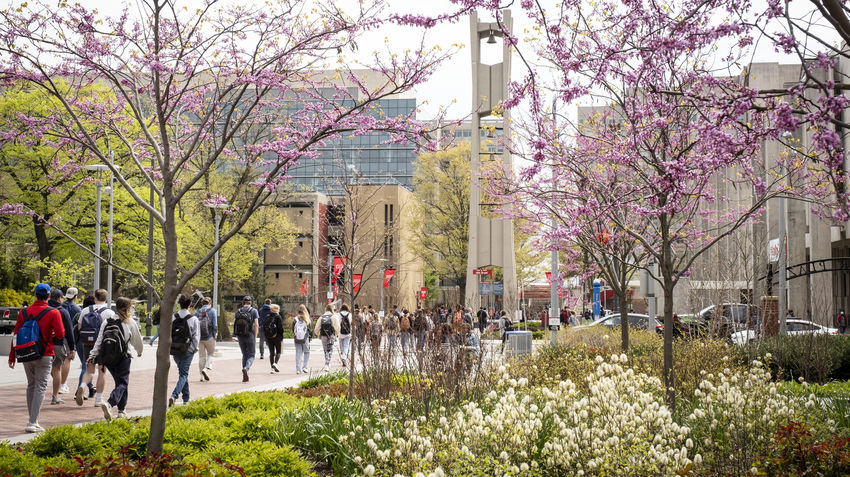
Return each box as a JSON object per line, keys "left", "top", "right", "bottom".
{"left": 0, "top": 288, "right": 28, "bottom": 307}
{"left": 163, "top": 417, "right": 233, "bottom": 453}
{"left": 299, "top": 370, "right": 349, "bottom": 389}
{"left": 190, "top": 440, "right": 313, "bottom": 477}
{"left": 27, "top": 424, "right": 104, "bottom": 458}
{"left": 170, "top": 395, "right": 226, "bottom": 420}
{"left": 738, "top": 334, "right": 850, "bottom": 383}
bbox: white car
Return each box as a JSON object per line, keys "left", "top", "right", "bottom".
{"left": 730, "top": 319, "right": 838, "bottom": 345}
{"left": 574, "top": 313, "right": 663, "bottom": 332}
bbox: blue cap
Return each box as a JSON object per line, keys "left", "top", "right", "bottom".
{"left": 34, "top": 283, "right": 51, "bottom": 295}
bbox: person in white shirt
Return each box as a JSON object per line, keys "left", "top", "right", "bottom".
{"left": 87, "top": 297, "right": 143, "bottom": 420}
{"left": 313, "top": 304, "right": 340, "bottom": 372}
{"left": 74, "top": 289, "right": 114, "bottom": 407}
{"left": 169, "top": 295, "right": 200, "bottom": 407}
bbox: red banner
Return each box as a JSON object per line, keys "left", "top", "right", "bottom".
{"left": 383, "top": 268, "right": 396, "bottom": 288}
{"left": 546, "top": 272, "right": 551, "bottom": 283}
{"left": 353, "top": 274, "right": 362, "bottom": 293}
{"left": 419, "top": 287, "right": 427, "bottom": 301}
{"left": 332, "top": 256, "right": 346, "bottom": 283}
{"left": 299, "top": 279, "right": 309, "bottom": 296}
{"left": 473, "top": 268, "right": 493, "bottom": 277}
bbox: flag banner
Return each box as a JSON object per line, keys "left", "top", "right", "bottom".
{"left": 353, "top": 274, "right": 362, "bottom": 293}
{"left": 419, "top": 287, "right": 427, "bottom": 300}
{"left": 332, "top": 256, "right": 346, "bottom": 283}
{"left": 299, "top": 279, "right": 309, "bottom": 296}
{"left": 546, "top": 272, "right": 551, "bottom": 283}
{"left": 473, "top": 268, "right": 493, "bottom": 277}
{"left": 383, "top": 268, "right": 396, "bottom": 288}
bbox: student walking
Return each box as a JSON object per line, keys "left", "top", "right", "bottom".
{"left": 233, "top": 296, "right": 259, "bottom": 382}
{"left": 195, "top": 297, "right": 217, "bottom": 381}
{"left": 169, "top": 295, "right": 200, "bottom": 407}
{"left": 58, "top": 287, "right": 81, "bottom": 395}
{"left": 258, "top": 298, "right": 271, "bottom": 360}
{"left": 265, "top": 304, "right": 284, "bottom": 373}
{"left": 338, "top": 304, "right": 352, "bottom": 367}
{"left": 73, "top": 294, "right": 95, "bottom": 399}
{"left": 47, "top": 288, "right": 74, "bottom": 405}
{"left": 87, "top": 297, "right": 143, "bottom": 420}
{"left": 8, "top": 283, "right": 65, "bottom": 433}
{"left": 293, "top": 305, "right": 311, "bottom": 374}
{"left": 75, "top": 289, "right": 113, "bottom": 407}
{"left": 314, "top": 304, "right": 339, "bottom": 372}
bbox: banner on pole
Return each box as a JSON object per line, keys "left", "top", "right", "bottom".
{"left": 299, "top": 279, "right": 308, "bottom": 296}
{"left": 383, "top": 268, "right": 396, "bottom": 288}
{"left": 332, "top": 256, "right": 346, "bottom": 283}
{"left": 419, "top": 287, "right": 427, "bottom": 301}
{"left": 545, "top": 272, "right": 551, "bottom": 283}
{"left": 353, "top": 274, "right": 362, "bottom": 293}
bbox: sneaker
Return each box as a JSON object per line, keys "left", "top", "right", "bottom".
{"left": 296, "top": 370, "right": 301, "bottom": 375}
{"left": 260, "top": 355, "right": 264, "bottom": 360}
{"left": 74, "top": 387, "right": 85, "bottom": 406}
{"left": 117, "top": 411, "right": 128, "bottom": 419}
{"left": 342, "top": 359, "right": 347, "bottom": 368}
{"left": 302, "top": 367, "right": 308, "bottom": 374}
{"left": 50, "top": 396, "right": 64, "bottom": 405}
{"left": 100, "top": 402, "right": 113, "bottom": 421}
{"left": 88, "top": 387, "right": 96, "bottom": 399}
{"left": 271, "top": 363, "right": 279, "bottom": 373}
{"left": 201, "top": 369, "right": 209, "bottom": 381}
{"left": 323, "top": 365, "right": 329, "bottom": 372}
{"left": 24, "top": 423, "right": 43, "bottom": 433}
{"left": 242, "top": 368, "right": 249, "bottom": 382}
{"left": 168, "top": 396, "right": 175, "bottom": 408}
{"left": 94, "top": 397, "right": 105, "bottom": 407}
{"left": 58, "top": 384, "right": 70, "bottom": 394}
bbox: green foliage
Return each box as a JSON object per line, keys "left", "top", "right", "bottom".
{"left": 299, "top": 369, "right": 349, "bottom": 389}
{"left": 738, "top": 334, "right": 850, "bottom": 383}
{"left": 756, "top": 422, "right": 850, "bottom": 476}
{"left": 0, "top": 288, "right": 28, "bottom": 306}
{"left": 189, "top": 440, "right": 313, "bottom": 477}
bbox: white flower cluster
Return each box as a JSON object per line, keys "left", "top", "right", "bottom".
{"left": 354, "top": 355, "right": 812, "bottom": 476}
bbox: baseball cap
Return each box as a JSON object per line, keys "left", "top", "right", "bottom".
{"left": 243, "top": 295, "right": 253, "bottom": 302}
{"left": 64, "top": 287, "right": 78, "bottom": 299}
{"left": 34, "top": 283, "right": 51, "bottom": 295}
{"left": 50, "top": 288, "right": 63, "bottom": 300}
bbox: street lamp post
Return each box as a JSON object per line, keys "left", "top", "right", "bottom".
{"left": 84, "top": 163, "right": 112, "bottom": 293}
{"left": 106, "top": 151, "right": 115, "bottom": 303}
{"left": 204, "top": 202, "right": 229, "bottom": 315}
{"left": 378, "top": 258, "right": 388, "bottom": 317}
{"left": 778, "top": 131, "right": 791, "bottom": 336}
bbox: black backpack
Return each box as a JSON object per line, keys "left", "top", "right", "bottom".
{"left": 170, "top": 313, "right": 191, "bottom": 356}
{"left": 320, "top": 314, "right": 334, "bottom": 337}
{"left": 99, "top": 318, "right": 127, "bottom": 367}
{"left": 79, "top": 305, "right": 106, "bottom": 347}
{"left": 233, "top": 308, "right": 252, "bottom": 337}
{"left": 264, "top": 314, "right": 280, "bottom": 339}
{"left": 197, "top": 309, "right": 211, "bottom": 340}
{"left": 339, "top": 312, "right": 351, "bottom": 335}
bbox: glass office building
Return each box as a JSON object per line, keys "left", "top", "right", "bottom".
{"left": 287, "top": 97, "right": 418, "bottom": 195}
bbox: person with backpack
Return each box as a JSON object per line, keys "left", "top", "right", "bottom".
{"left": 837, "top": 310, "right": 847, "bottom": 334}
{"left": 58, "top": 287, "right": 80, "bottom": 396}
{"left": 313, "top": 304, "right": 340, "bottom": 372}
{"left": 264, "top": 304, "right": 284, "bottom": 373}
{"left": 74, "top": 289, "right": 113, "bottom": 407}
{"left": 477, "top": 306, "right": 488, "bottom": 336}
{"left": 73, "top": 294, "right": 96, "bottom": 399}
{"left": 352, "top": 305, "right": 365, "bottom": 349}
{"left": 195, "top": 297, "right": 217, "bottom": 381}
{"left": 414, "top": 309, "right": 427, "bottom": 351}
{"left": 8, "top": 283, "right": 65, "bottom": 433}
{"left": 338, "top": 304, "right": 353, "bottom": 367}
{"left": 257, "top": 298, "right": 271, "bottom": 360}
{"left": 500, "top": 310, "right": 514, "bottom": 353}
{"left": 169, "top": 294, "right": 200, "bottom": 407}
{"left": 399, "top": 310, "right": 411, "bottom": 358}
{"left": 87, "top": 297, "right": 143, "bottom": 420}
{"left": 367, "top": 308, "right": 383, "bottom": 361}
{"left": 293, "top": 304, "right": 312, "bottom": 374}
{"left": 233, "top": 296, "right": 259, "bottom": 382}
{"left": 385, "top": 308, "right": 399, "bottom": 355}
{"left": 47, "top": 288, "right": 75, "bottom": 405}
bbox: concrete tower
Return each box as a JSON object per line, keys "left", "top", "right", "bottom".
{"left": 465, "top": 11, "right": 518, "bottom": 315}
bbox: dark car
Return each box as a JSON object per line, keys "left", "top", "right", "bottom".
{"left": 0, "top": 307, "right": 23, "bottom": 333}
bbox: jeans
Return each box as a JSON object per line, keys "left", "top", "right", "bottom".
{"left": 198, "top": 338, "right": 215, "bottom": 372}
{"left": 105, "top": 354, "right": 131, "bottom": 411}
{"left": 387, "top": 334, "right": 398, "bottom": 354}
{"left": 76, "top": 342, "right": 92, "bottom": 390}
{"left": 268, "top": 337, "right": 282, "bottom": 365}
{"left": 400, "top": 332, "right": 410, "bottom": 353}
{"left": 295, "top": 340, "right": 310, "bottom": 372}
{"left": 238, "top": 333, "right": 255, "bottom": 370}
{"left": 149, "top": 327, "right": 159, "bottom": 346}
{"left": 338, "top": 334, "right": 351, "bottom": 362}
{"left": 416, "top": 329, "right": 426, "bottom": 349}
{"left": 258, "top": 329, "right": 266, "bottom": 357}
{"left": 171, "top": 350, "right": 194, "bottom": 403}
{"left": 321, "top": 335, "right": 335, "bottom": 366}
{"left": 24, "top": 356, "right": 52, "bottom": 425}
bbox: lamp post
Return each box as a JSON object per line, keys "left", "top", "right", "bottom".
{"left": 549, "top": 98, "right": 559, "bottom": 346}
{"left": 84, "top": 163, "right": 112, "bottom": 293}
{"left": 378, "top": 258, "right": 389, "bottom": 317}
{"left": 146, "top": 174, "right": 155, "bottom": 336}
{"left": 204, "top": 202, "right": 229, "bottom": 315}
{"left": 778, "top": 131, "right": 791, "bottom": 335}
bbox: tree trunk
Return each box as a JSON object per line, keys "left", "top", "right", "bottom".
{"left": 32, "top": 213, "right": 51, "bottom": 280}
{"left": 619, "top": 290, "right": 630, "bottom": 352}
{"left": 662, "top": 284, "right": 674, "bottom": 411}
{"left": 147, "top": 207, "right": 177, "bottom": 454}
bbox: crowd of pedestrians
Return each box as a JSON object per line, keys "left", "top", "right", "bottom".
{"left": 8, "top": 283, "right": 510, "bottom": 435}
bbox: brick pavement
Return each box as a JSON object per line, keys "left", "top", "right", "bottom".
{"left": 0, "top": 340, "right": 344, "bottom": 442}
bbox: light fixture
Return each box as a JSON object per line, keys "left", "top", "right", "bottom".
{"left": 487, "top": 29, "right": 497, "bottom": 44}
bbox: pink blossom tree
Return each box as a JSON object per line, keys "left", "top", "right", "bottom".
{"left": 0, "top": 0, "right": 454, "bottom": 451}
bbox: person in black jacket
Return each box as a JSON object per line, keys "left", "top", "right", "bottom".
{"left": 48, "top": 288, "right": 75, "bottom": 405}
{"left": 265, "top": 304, "right": 284, "bottom": 373}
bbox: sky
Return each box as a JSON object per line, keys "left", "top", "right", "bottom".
{"left": 5, "top": 0, "right": 838, "bottom": 121}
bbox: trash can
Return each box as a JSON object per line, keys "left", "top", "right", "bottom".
{"left": 505, "top": 330, "right": 532, "bottom": 357}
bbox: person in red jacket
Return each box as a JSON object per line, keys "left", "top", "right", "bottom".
{"left": 8, "top": 283, "right": 65, "bottom": 433}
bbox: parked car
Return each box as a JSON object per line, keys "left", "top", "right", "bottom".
{"left": 575, "top": 313, "right": 663, "bottom": 332}
{"left": 730, "top": 319, "right": 839, "bottom": 345}
{"left": 699, "top": 303, "right": 760, "bottom": 333}
{"left": 0, "top": 307, "right": 23, "bottom": 334}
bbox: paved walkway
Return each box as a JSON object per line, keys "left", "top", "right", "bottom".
{"left": 0, "top": 339, "right": 344, "bottom": 443}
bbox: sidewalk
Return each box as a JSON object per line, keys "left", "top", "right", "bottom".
{"left": 0, "top": 339, "right": 343, "bottom": 443}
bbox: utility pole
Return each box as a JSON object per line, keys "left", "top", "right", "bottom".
{"left": 549, "top": 98, "right": 559, "bottom": 346}
{"left": 778, "top": 131, "right": 790, "bottom": 335}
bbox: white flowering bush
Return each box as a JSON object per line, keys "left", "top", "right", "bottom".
{"left": 347, "top": 356, "right": 818, "bottom": 476}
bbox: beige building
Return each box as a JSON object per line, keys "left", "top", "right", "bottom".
{"left": 264, "top": 185, "right": 424, "bottom": 315}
